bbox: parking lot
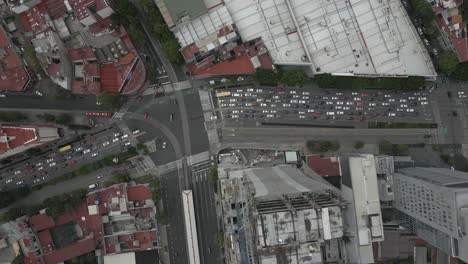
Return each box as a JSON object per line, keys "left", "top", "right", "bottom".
{"left": 215, "top": 87, "right": 435, "bottom": 125}
{"left": 0, "top": 125, "right": 144, "bottom": 190}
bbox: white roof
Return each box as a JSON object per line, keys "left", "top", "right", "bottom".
{"left": 87, "top": 205, "right": 98, "bottom": 215}
{"left": 104, "top": 252, "right": 136, "bottom": 264}
{"left": 224, "top": 0, "right": 436, "bottom": 77}
{"left": 174, "top": 5, "right": 233, "bottom": 48}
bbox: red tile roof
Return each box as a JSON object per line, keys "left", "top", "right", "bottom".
{"left": 42, "top": 238, "right": 96, "bottom": 264}
{"left": 0, "top": 27, "right": 30, "bottom": 92}
{"left": 0, "top": 125, "right": 39, "bottom": 154}
{"left": 307, "top": 155, "right": 341, "bottom": 177}
{"left": 44, "top": 0, "right": 68, "bottom": 19}
{"left": 68, "top": 47, "right": 97, "bottom": 62}
{"left": 37, "top": 230, "right": 54, "bottom": 254}
{"left": 22, "top": 2, "right": 48, "bottom": 34}
{"left": 46, "top": 63, "right": 61, "bottom": 77}
{"left": 30, "top": 214, "right": 55, "bottom": 232}
{"left": 435, "top": 13, "right": 468, "bottom": 62}
{"left": 69, "top": 0, "right": 112, "bottom": 21}
{"left": 189, "top": 54, "right": 256, "bottom": 78}
{"left": 127, "top": 185, "right": 152, "bottom": 201}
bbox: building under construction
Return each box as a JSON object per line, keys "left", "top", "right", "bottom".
{"left": 219, "top": 165, "right": 348, "bottom": 264}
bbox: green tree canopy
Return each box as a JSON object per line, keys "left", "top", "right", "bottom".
{"left": 437, "top": 50, "right": 459, "bottom": 75}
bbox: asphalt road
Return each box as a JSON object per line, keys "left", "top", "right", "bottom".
{"left": 160, "top": 169, "right": 188, "bottom": 264}
{"left": 221, "top": 126, "right": 436, "bottom": 145}
{"left": 0, "top": 126, "right": 130, "bottom": 190}
{"left": 191, "top": 160, "right": 220, "bottom": 264}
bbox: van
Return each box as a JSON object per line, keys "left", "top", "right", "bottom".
{"left": 88, "top": 183, "right": 99, "bottom": 189}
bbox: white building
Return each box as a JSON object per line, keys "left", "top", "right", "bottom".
{"left": 224, "top": 0, "right": 436, "bottom": 77}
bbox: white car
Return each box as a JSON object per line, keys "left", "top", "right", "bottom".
{"left": 83, "top": 149, "right": 91, "bottom": 154}
{"left": 236, "top": 89, "right": 243, "bottom": 93}
{"left": 124, "top": 141, "right": 131, "bottom": 146}
{"left": 290, "top": 100, "right": 298, "bottom": 104}
{"left": 232, "top": 110, "right": 239, "bottom": 114}
{"left": 121, "top": 134, "right": 129, "bottom": 139}
{"left": 396, "top": 108, "right": 404, "bottom": 112}
{"left": 36, "top": 162, "right": 43, "bottom": 167}
{"left": 336, "top": 111, "right": 344, "bottom": 115}
{"left": 233, "top": 93, "right": 241, "bottom": 97}
{"left": 35, "top": 91, "right": 43, "bottom": 96}
{"left": 326, "top": 101, "right": 333, "bottom": 105}
{"left": 114, "top": 132, "right": 121, "bottom": 137}
{"left": 37, "top": 166, "right": 44, "bottom": 171}
{"left": 231, "top": 115, "right": 239, "bottom": 118}
{"left": 458, "top": 91, "right": 465, "bottom": 95}
{"left": 46, "top": 158, "right": 54, "bottom": 163}
{"left": 228, "top": 103, "right": 236, "bottom": 107}
{"left": 384, "top": 94, "right": 391, "bottom": 98}
{"left": 335, "top": 106, "right": 343, "bottom": 110}
{"left": 75, "top": 147, "right": 83, "bottom": 152}
{"left": 266, "top": 114, "right": 275, "bottom": 118}
{"left": 270, "top": 110, "right": 278, "bottom": 114}
{"left": 408, "top": 97, "right": 415, "bottom": 100}
{"left": 283, "top": 103, "right": 291, "bottom": 107}
{"left": 16, "top": 180, "right": 24, "bottom": 185}
{"left": 353, "top": 97, "right": 362, "bottom": 101}
{"left": 302, "top": 96, "right": 309, "bottom": 100}
{"left": 421, "top": 101, "right": 429, "bottom": 105}
{"left": 381, "top": 102, "right": 390, "bottom": 106}
{"left": 97, "top": 175, "right": 103, "bottom": 179}
{"left": 400, "top": 99, "right": 407, "bottom": 102}
{"left": 289, "top": 90, "right": 296, "bottom": 94}
{"left": 400, "top": 104, "right": 408, "bottom": 108}
{"left": 103, "top": 141, "right": 110, "bottom": 146}
{"left": 406, "top": 108, "right": 415, "bottom": 112}
{"left": 5, "top": 179, "right": 13, "bottom": 184}
{"left": 326, "top": 112, "right": 335, "bottom": 116}
{"left": 260, "top": 103, "right": 267, "bottom": 107}
{"left": 307, "top": 109, "right": 315, "bottom": 113}
{"left": 346, "top": 102, "right": 354, "bottom": 105}
{"left": 229, "top": 99, "right": 237, "bottom": 102}
{"left": 0, "top": 94, "right": 6, "bottom": 98}
{"left": 299, "top": 115, "right": 306, "bottom": 119}
{"left": 220, "top": 103, "right": 227, "bottom": 107}
{"left": 418, "top": 97, "right": 427, "bottom": 101}
{"left": 331, "top": 96, "right": 338, "bottom": 100}
{"left": 132, "top": 129, "right": 140, "bottom": 135}
{"left": 343, "top": 107, "right": 350, "bottom": 111}
{"left": 369, "top": 103, "right": 376, "bottom": 106}
{"left": 388, "top": 113, "right": 396, "bottom": 117}
{"left": 91, "top": 153, "right": 99, "bottom": 157}
{"left": 262, "top": 110, "right": 270, "bottom": 113}
{"left": 351, "top": 92, "right": 358, "bottom": 95}
{"left": 49, "top": 162, "right": 56, "bottom": 167}
{"left": 336, "top": 101, "right": 344, "bottom": 105}
{"left": 459, "top": 95, "right": 467, "bottom": 99}
{"left": 303, "top": 91, "right": 310, "bottom": 95}
{"left": 298, "top": 100, "right": 306, "bottom": 104}
{"left": 14, "top": 170, "right": 21, "bottom": 175}
{"left": 389, "top": 98, "right": 395, "bottom": 102}
{"left": 256, "top": 89, "right": 263, "bottom": 92}
{"left": 247, "top": 88, "right": 254, "bottom": 92}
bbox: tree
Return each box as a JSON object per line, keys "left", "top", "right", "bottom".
{"left": 379, "top": 140, "right": 393, "bottom": 155}
{"left": 96, "top": 93, "right": 124, "bottom": 110}
{"left": 451, "top": 61, "right": 468, "bottom": 81}
{"left": 437, "top": 50, "right": 459, "bottom": 75}
{"left": 2, "top": 207, "right": 25, "bottom": 222}
{"left": 306, "top": 140, "right": 340, "bottom": 153}
{"left": 279, "top": 69, "right": 309, "bottom": 86}
{"left": 114, "top": 173, "right": 131, "bottom": 183}
{"left": 55, "top": 113, "right": 73, "bottom": 125}
{"left": 156, "top": 209, "right": 169, "bottom": 225}
{"left": 162, "top": 39, "right": 183, "bottom": 64}
{"left": 253, "top": 69, "right": 279, "bottom": 85}
{"left": 354, "top": 141, "right": 365, "bottom": 149}
{"left": 26, "top": 147, "right": 42, "bottom": 156}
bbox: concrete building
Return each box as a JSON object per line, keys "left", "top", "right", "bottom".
{"left": 223, "top": 0, "right": 436, "bottom": 77}
{"left": 219, "top": 164, "right": 347, "bottom": 264}
{"left": 0, "top": 124, "right": 60, "bottom": 160}
{"left": 340, "top": 154, "right": 385, "bottom": 264}
{"left": 392, "top": 167, "right": 468, "bottom": 263}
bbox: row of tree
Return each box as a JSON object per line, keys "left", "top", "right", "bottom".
{"left": 253, "top": 69, "right": 309, "bottom": 87}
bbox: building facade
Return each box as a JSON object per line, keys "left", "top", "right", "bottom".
{"left": 392, "top": 167, "right": 468, "bottom": 263}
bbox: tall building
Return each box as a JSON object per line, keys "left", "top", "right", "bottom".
{"left": 340, "top": 154, "right": 385, "bottom": 264}
{"left": 392, "top": 167, "right": 468, "bottom": 263}
{"left": 218, "top": 164, "right": 347, "bottom": 264}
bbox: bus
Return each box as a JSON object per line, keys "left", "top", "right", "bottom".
{"left": 182, "top": 190, "right": 200, "bottom": 264}
{"left": 216, "top": 91, "right": 231, "bottom": 98}
{"left": 58, "top": 145, "right": 72, "bottom": 153}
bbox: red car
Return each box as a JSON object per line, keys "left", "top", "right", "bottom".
{"left": 144, "top": 113, "right": 149, "bottom": 119}
{"left": 136, "top": 96, "right": 143, "bottom": 102}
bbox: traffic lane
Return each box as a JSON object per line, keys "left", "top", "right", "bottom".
{"left": 160, "top": 170, "right": 188, "bottom": 264}
{"left": 221, "top": 126, "right": 436, "bottom": 145}
{"left": 192, "top": 170, "right": 220, "bottom": 264}
{"left": 0, "top": 92, "right": 111, "bottom": 111}
{"left": 181, "top": 91, "right": 210, "bottom": 154}
{"left": 0, "top": 129, "right": 127, "bottom": 189}
{"left": 0, "top": 165, "right": 130, "bottom": 215}
{"left": 123, "top": 119, "right": 177, "bottom": 165}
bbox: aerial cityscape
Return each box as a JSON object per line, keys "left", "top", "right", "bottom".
{"left": 0, "top": 0, "right": 467, "bottom": 263}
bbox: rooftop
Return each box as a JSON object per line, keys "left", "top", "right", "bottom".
{"left": 161, "top": 0, "right": 207, "bottom": 24}
{"left": 0, "top": 125, "right": 39, "bottom": 154}
{"left": 224, "top": 0, "right": 436, "bottom": 77}
{"left": 307, "top": 155, "right": 341, "bottom": 177}
{"left": 397, "top": 167, "right": 468, "bottom": 187}
{"left": 0, "top": 27, "right": 30, "bottom": 92}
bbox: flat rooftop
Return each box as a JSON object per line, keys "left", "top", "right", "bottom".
{"left": 224, "top": 0, "right": 436, "bottom": 77}
{"left": 238, "top": 165, "right": 336, "bottom": 198}
{"left": 163, "top": 0, "right": 207, "bottom": 23}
